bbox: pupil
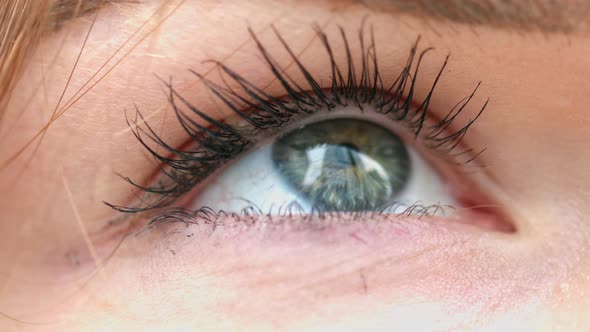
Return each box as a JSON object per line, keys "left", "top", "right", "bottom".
{"left": 272, "top": 118, "right": 411, "bottom": 212}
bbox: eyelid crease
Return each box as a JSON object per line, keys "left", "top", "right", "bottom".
{"left": 106, "top": 23, "right": 489, "bottom": 220}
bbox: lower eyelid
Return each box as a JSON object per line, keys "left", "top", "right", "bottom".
{"left": 147, "top": 209, "right": 515, "bottom": 285}
{"left": 137, "top": 215, "right": 527, "bottom": 329}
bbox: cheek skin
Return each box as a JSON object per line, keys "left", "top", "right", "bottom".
{"left": 30, "top": 213, "right": 580, "bottom": 332}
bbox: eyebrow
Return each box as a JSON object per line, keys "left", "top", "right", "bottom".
{"left": 50, "top": 0, "right": 126, "bottom": 30}
{"left": 364, "top": 0, "right": 588, "bottom": 33}
{"left": 53, "top": 0, "right": 588, "bottom": 34}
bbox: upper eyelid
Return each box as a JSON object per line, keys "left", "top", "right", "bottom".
{"left": 106, "top": 23, "right": 488, "bottom": 216}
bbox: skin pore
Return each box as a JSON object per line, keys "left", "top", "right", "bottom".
{"left": 1, "top": 0, "right": 590, "bottom": 331}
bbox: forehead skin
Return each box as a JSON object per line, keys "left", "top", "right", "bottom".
{"left": 1, "top": 0, "right": 590, "bottom": 331}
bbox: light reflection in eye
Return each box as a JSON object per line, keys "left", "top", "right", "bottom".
{"left": 195, "top": 106, "right": 456, "bottom": 215}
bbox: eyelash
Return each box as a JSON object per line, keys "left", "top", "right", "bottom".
{"left": 106, "top": 24, "right": 488, "bottom": 220}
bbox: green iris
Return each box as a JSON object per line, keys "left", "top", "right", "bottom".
{"left": 272, "top": 118, "right": 411, "bottom": 211}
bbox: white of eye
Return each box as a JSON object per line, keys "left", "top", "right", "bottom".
{"left": 193, "top": 126, "right": 456, "bottom": 216}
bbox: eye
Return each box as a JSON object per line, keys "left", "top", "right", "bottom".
{"left": 108, "top": 26, "right": 494, "bottom": 229}
{"left": 196, "top": 113, "right": 455, "bottom": 214}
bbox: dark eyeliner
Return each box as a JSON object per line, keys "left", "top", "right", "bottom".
{"left": 106, "top": 24, "right": 487, "bottom": 219}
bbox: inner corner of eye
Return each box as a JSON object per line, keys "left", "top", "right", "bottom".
{"left": 191, "top": 113, "right": 478, "bottom": 220}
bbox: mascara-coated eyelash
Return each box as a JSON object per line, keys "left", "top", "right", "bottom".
{"left": 106, "top": 24, "right": 488, "bottom": 215}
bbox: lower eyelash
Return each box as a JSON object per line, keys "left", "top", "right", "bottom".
{"left": 106, "top": 23, "right": 488, "bottom": 216}
{"left": 141, "top": 202, "right": 454, "bottom": 233}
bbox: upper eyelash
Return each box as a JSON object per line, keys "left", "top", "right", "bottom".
{"left": 106, "top": 24, "right": 488, "bottom": 215}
